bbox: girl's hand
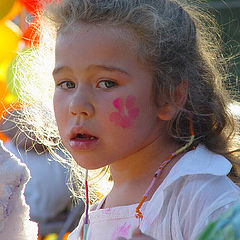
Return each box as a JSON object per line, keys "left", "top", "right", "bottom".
{"left": 117, "top": 228, "right": 156, "bottom": 240}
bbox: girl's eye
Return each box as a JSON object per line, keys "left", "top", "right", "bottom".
{"left": 97, "top": 80, "right": 117, "bottom": 89}
{"left": 58, "top": 81, "right": 75, "bottom": 89}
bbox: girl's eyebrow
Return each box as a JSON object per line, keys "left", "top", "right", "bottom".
{"left": 52, "top": 64, "right": 130, "bottom": 76}
{"left": 52, "top": 66, "right": 72, "bottom": 76}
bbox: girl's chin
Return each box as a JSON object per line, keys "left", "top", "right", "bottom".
{"left": 74, "top": 158, "right": 110, "bottom": 170}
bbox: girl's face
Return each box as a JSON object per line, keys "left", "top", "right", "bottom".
{"left": 53, "top": 24, "right": 167, "bottom": 169}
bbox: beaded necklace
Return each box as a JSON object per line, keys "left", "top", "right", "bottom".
{"left": 83, "top": 119, "right": 194, "bottom": 240}
{"left": 135, "top": 119, "right": 194, "bottom": 223}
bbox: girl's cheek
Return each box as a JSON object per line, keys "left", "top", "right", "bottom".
{"left": 109, "top": 95, "right": 139, "bottom": 129}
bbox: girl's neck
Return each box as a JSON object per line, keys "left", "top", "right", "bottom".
{"left": 110, "top": 134, "right": 180, "bottom": 185}
{"left": 104, "top": 136, "right": 183, "bottom": 208}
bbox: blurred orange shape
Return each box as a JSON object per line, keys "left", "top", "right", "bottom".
{"left": 0, "top": 80, "right": 13, "bottom": 142}
{"left": 22, "top": 18, "right": 40, "bottom": 47}
{"left": 0, "top": 0, "right": 16, "bottom": 21}
{"left": 19, "top": 0, "right": 52, "bottom": 16}
{"left": 0, "top": 20, "right": 21, "bottom": 63}
{"left": 1, "top": 1, "right": 21, "bottom": 22}
{"left": 0, "top": 100, "right": 9, "bottom": 143}
{"left": 0, "top": 131, "right": 9, "bottom": 143}
{"left": 63, "top": 233, "right": 71, "bottom": 240}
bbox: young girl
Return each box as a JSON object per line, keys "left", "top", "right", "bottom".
{"left": 17, "top": 0, "right": 240, "bottom": 239}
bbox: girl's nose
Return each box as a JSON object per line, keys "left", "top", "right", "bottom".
{"left": 69, "top": 91, "right": 94, "bottom": 118}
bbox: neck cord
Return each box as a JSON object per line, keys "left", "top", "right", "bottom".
{"left": 83, "top": 119, "right": 195, "bottom": 238}
{"left": 135, "top": 119, "right": 194, "bottom": 224}
{"left": 83, "top": 169, "right": 89, "bottom": 240}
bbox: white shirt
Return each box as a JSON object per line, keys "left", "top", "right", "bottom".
{"left": 68, "top": 145, "right": 240, "bottom": 240}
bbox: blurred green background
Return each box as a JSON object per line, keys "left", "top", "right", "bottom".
{"left": 206, "top": 0, "right": 240, "bottom": 100}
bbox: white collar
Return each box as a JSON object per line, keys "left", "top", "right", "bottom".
{"left": 141, "top": 144, "right": 232, "bottom": 232}
{"left": 163, "top": 144, "right": 232, "bottom": 189}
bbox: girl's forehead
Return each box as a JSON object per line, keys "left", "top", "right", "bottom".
{"left": 55, "top": 23, "right": 150, "bottom": 73}
{"left": 54, "top": 22, "right": 153, "bottom": 80}
{"left": 57, "top": 23, "right": 138, "bottom": 49}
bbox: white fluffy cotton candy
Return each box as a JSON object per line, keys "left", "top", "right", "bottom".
{"left": 0, "top": 140, "right": 38, "bottom": 240}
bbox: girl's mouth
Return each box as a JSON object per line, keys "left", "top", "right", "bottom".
{"left": 69, "top": 132, "right": 99, "bottom": 150}
{"left": 74, "top": 133, "right": 98, "bottom": 141}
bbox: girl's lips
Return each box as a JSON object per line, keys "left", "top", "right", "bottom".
{"left": 69, "top": 137, "right": 99, "bottom": 151}
{"left": 69, "top": 126, "right": 99, "bottom": 151}
{"left": 70, "top": 126, "right": 96, "bottom": 139}
{"left": 69, "top": 136, "right": 98, "bottom": 151}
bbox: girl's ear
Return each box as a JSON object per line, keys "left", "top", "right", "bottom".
{"left": 158, "top": 81, "right": 188, "bottom": 121}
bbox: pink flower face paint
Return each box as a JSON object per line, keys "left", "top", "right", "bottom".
{"left": 109, "top": 95, "right": 139, "bottom": 128}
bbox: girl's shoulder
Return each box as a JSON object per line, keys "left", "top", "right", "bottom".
{"left": 174, "top": 174, "right": 240, "bottom": 203}
{"left": 165, "top": 144, "right": 240, "bottom": 208}
{"left": 159, "top": 144, "right": 231, "bottom": 190}
{"left": 152, "top": 144, "right": 240, "bottom": 222}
